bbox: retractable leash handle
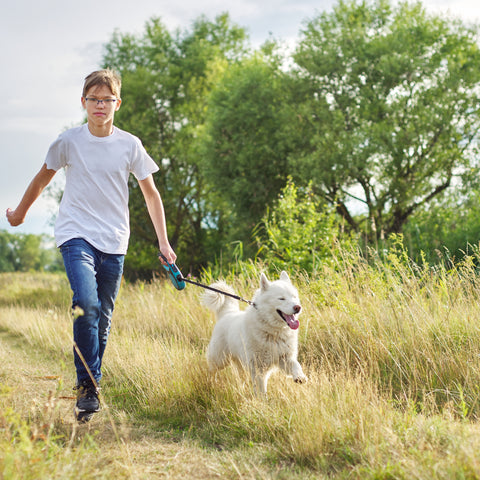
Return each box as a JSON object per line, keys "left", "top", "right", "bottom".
{"left": 158, "top": 252, "right": 186, "bottom": 290}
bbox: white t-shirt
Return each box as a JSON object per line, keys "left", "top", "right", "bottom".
{"left": 45, "top": 124, "right": 159, "bottom": 254}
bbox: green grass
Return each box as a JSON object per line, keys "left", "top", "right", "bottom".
{"left": 3, "top": 250, "right": 480, "bottom": 478}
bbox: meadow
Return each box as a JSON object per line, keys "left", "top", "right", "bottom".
{"left": 3, "top": 246, "right": 480, "bottom": 478}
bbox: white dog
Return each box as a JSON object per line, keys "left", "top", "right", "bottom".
{"left": 203, "top": 271, "right": 307, "bottom": 395}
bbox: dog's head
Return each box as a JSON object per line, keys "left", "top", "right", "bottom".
{"left": 255, "top": 271, "right": 301, "bottom": 330}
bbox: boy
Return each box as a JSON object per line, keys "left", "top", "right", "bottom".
{"left": 6, "top": 69, "right": 176, "bottom": 422}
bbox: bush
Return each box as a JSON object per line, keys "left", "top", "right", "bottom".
{"left": 253, "top": 179, "right": 356, "bottom": 275}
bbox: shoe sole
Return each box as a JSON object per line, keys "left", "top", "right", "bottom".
{"left": 74, "top": 407, "right": 99, "bottom": 423}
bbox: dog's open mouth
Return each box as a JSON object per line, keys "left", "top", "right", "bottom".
{"left": 277, "top": 310, "right": 300, "bottom": 330}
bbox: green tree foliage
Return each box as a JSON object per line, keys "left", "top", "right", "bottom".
{"left": 93, "top": 3, "right": 480, "bottom": 278}
{"left": 102, "top": 14, "right": 248, "bottom": 278}
{"left": 0, "top": 231, "right": 62, "bottom": 272}
{"left": 254, "top": 179, "right": 355, "bottom": 274}
{"left": 202, "top": 52, "right": 296, "bottom": 247}
{"left": 403, "top": 190, "right": 480, "bottom": 263}
{"left": 290, "top": 0, "right": 480, "bottom": 239}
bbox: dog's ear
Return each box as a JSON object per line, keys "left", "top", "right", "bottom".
{"left": 280, "top": 271, "right": 291, "bottom": 283}
{"left": 260, "top": 273, "right": 270, "bottom": 291}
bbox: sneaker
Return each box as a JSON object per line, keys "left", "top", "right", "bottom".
{"left": 74, "top": 380, "right": 100, "bottom": 423}
{"left": 76, "top": 410, "right": 95, "bottom": 424}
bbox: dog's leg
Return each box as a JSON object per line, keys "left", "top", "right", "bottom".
{"left": 254, "top": 374, "right": 268, "bottom": 396}
{"left": 280, "top": 357, "right": 308, "bottom": 384}
{"left": 249, "top": 363, "right": 268, "bottom": 396}
{"left": 207, "top": 346, "right": 231, "bottom": 374}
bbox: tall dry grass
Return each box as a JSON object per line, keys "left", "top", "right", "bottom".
{"left": 3, "top": 247, "right": 480, "bottom": 478}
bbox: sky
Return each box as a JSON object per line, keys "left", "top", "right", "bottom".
{"left": 1, "top": 0, "right": 480, "bottom": 238}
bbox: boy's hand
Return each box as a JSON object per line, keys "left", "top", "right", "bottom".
{"left": 158, "top": 243, "right": 176, "bottom": 266}
{"left": 6, "top": 208, "right": 25, "bottom": 227}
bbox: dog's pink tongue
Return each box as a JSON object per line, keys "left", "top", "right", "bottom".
{"left": 285, "top": 314, "right": 299, "bottom": 330}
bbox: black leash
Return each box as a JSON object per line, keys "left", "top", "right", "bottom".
{"left": 158, "top": 252, "right": 255, "bottom": 307}
{"left": 182, "top": 276, "right": 254, "bottom": 306}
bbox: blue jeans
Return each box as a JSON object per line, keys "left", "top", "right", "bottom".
{"left": 60, "top": 238, "right": 124, "bottom": 384}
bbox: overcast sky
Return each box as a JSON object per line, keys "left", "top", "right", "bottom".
{"left": 1, "top": 0, "right": 479, "bottom": 238}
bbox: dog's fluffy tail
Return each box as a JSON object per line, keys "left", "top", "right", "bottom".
{"left": 201, "top": 281, "right": 240, "bottom": 315}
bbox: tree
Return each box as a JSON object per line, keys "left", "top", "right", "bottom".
{"left": 102, "top": 14, "right": 249, "bottom": 278}
{"left": 202, "top": 50, "right": 297, "bottom": 250}
{"left": 290, "top": 0, "right": 480, "bottom": 238}
{"left": 0, "top": 231, "right": 62, "bottom": 272}
{"left": 403, "top": 189, "right": 480, "bottom": 263}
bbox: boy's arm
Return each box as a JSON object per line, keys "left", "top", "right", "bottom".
{"left": 6, "top": 164, "right": 56, "bottom": 227}
{"left": 138, "top": 174, "right": 177, "bottom": 264}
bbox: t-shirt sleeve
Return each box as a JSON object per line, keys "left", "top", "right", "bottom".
{"left": 45, "top": 133, "right": 68, "bottom": 171}
{"left": 130, "top": 137, "right": 159, "bottom": 180}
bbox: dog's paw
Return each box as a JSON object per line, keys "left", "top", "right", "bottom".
{"left": 294, "top": 374, "right": 308, "bottom": 384}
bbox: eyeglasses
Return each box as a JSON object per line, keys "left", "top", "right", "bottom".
{"left": 85, "top": 97, "right": 117, "bottom": 105}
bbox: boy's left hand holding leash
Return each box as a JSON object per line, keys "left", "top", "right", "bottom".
{"left": 158, "top": 250, "right": 185, "bottom": 291}
{"left": 158, "top": 243, "right": 177, "bottom": 266}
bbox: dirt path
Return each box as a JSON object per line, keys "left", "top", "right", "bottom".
{"left": 0, "top": 328, "right": 240, "bottom": 479}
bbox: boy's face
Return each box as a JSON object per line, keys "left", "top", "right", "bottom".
{"left": 81, "top": 85, "right": 121, "bottom": 133}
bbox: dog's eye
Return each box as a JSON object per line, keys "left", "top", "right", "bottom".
{"left": 279, "top": 297, "right": 285, "bottom": 301}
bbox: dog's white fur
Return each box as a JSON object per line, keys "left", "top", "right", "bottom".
{"left": 203, "top": 271, "right": 307, "bottom": 395}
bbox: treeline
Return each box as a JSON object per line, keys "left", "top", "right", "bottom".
{"left": 100, "top": 0, "right": 480, "bottom": 279}
{"left": 6, "top": 0, "right": 480, "bottom": 278}
{"left": 0, "top": 231, "right": 62, "bottom": 273}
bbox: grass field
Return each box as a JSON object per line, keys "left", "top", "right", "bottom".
{"left": 3, "top": 249, "right": 480, "bottom": 479}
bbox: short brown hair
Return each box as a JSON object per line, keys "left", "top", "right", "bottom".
{"left": 82, "top": 69, "right": 122, "bottom": 98}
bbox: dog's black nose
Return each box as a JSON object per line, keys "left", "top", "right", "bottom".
{"left": 294, "top": 304, "right": 301, "bottom": 314}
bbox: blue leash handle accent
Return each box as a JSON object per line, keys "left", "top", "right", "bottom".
{"left": 158, "top": 252, "right": 186, "bottom": 290}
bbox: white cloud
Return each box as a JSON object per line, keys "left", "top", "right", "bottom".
{"left": 423, "top": 0, "right": 480, "bottom": 22}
